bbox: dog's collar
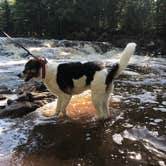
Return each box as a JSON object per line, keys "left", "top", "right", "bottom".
{"left": 38, "top": 57, "right": 47, "bottom": 79}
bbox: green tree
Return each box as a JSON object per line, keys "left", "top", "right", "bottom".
{"left": 155, "top": 0, "right": 166, "bottom": 35}
{"left": 0, "top": 0, "right": 13, "bottom": 32}
{"left": 0, "top": 0, "right": 165, "bottom": 41}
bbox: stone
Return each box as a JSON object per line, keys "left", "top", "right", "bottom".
{"left": 0, "top": 101, "right": 38, "bottom": 118}
{"left": 0, "top": 89, "right": 55, "bottom": 118}
{"left": 0, "top": 87, "right": 13, "bottom": 94}
{"left": 16, "top": 92, "right": 33, "bottom": 102}
{"left": 16, "top": 82, "right": 48, "bottom": 94}
{"left": 0, "top": 94, "right": 6, "bottom": 100}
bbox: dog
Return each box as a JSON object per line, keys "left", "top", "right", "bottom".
{"left": 18, "top": 43, "right": 136, "bottom": 119}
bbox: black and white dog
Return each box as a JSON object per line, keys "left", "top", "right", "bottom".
{"left": 18, "top": 43, "right": 136, "bottom": 119}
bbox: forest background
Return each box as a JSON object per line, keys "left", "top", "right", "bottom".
{"left": 0, "top": 0, "right": 165, "bottom": 53}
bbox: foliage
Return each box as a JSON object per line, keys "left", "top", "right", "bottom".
{"left": 0, "top": 0, "right": 165, "bottom": 40}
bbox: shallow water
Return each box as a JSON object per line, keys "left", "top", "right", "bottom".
{"left": 0, "top": 38, "right": 165, "bottom": 166}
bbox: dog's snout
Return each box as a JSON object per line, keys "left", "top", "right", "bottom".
{"left": 17, "top": 73, "right": 21, "bottom": 78}
{"left": 17, "top": 73, "right": 24, "bottom": 78}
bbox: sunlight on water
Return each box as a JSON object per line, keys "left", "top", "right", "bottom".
{"left": 128, "top": 152, "right": 142, "bottom": 160}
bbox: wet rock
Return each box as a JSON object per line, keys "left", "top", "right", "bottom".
{"left": 0, "top": 106, "right": 5, "bottom": 109}
{"left": 16, "top": 82, "right": 39, "bottom": 94}
{"left": 0, "top": 94, "right": 6, "bottom": 100}
{"left": 0, "top": 101, "right": 38, "bottom": 118}
{"left": 35, "top": 83, "right": 47, "bottom": 92}
{"left": 31, "top": 92, "right": 55, "bottom": 100}
{"left": 16, "top": 118, "right": 104, "bottom": 159}
{"left": 7, "top": 99, "right": 14, "bottom": 105}
{"left": 16, "top": 82, "right": 48, "bottom": 94}
{"left": 16, "top": 92, "right": 33, "bottom": 102}
{"left": 0, "top": 89, "right": 55, "bottom": 118}
{"left": 17, "top": 91, "right": 55, "bottom": 104}
{"left": 0, "top": 87, "right": 13, "bottom": 94}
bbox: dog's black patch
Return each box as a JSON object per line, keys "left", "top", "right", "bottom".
{"left": 105, "top": 63, "right": 119, "bottom": 90}
{"left": 57, "top": 62, "right": 103, "bottom": 94}
{"left": 24, "top": 59, "right": 41, "bottom": 71}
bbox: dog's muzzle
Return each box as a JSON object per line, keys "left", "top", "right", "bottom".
{"left": 17, "top": 73, "right": 24, "bottom": 78}
{"left": 17, "top": 72, "right": 32, "bottom": 82}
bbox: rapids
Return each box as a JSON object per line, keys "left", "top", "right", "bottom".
{"left": 0, "top": 38, "right": 165, "bottom": 166}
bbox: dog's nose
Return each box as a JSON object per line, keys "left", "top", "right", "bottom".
{"left": 17, "top": 73, "right": 22, "bottom": 78}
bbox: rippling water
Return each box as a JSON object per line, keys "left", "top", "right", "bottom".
{"left": 0, "top": 38, "right": 165, "bottom": 166}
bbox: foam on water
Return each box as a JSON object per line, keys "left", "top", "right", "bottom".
{"left": 112, "top": 133, "right": 123, "bottom": 145}
{"left": 128, "top": 91, "right": 158, "bottom": 104}
{"left": 0, "top": 119, "right": 28, "bottom": 156}
{"left": 123, "top": 127, "right": 166, "bottom": 158}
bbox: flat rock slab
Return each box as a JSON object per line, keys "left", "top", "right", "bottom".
{"left": 36, "top": 91, "right": 120, "bottom": 122}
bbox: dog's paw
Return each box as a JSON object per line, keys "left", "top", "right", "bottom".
{"left": 54, "top": 111, "right": 60, "bottom": 116}
{"left": 58, "top": 112, "right": 65, "bottom": 117}
{"left": 56, "top": 112, "right": 68, "bottom": 118}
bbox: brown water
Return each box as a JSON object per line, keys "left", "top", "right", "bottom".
{"left": 0, "top": 39, "right": 166, "bottom": 166}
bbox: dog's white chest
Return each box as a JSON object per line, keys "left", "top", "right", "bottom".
{"left": 44, "top": 63, "right": 63, "bottom": 95}
{"left": 45, "top": 78, "right": 61, "bottom": 94}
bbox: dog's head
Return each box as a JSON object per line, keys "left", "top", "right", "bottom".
{"left": 18, "top": 59, "right": 42, "bottom": 82}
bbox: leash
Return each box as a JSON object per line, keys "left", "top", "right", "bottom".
{"left": 1, "top": 31, "right": 48, "bottom": 78}
{"left": 1, "top": 31, "right": 39, "bottom": 60}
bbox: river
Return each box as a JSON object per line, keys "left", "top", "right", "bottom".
{"left": 0, "top": 38, "right": 165, "bottom": 166}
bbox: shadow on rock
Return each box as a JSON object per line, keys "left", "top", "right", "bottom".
{"left": 15, "top": 118, "right": 105, "bottom": 160}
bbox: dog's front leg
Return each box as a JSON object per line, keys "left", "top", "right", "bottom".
{"left": 55, "top": 95, "right": 71, "bottom": 117}
{"left": 55, "top": 96, "right": 63, "bottom": 116}
{"left": 59, "top": 95, "right": 71, "bottom": 117}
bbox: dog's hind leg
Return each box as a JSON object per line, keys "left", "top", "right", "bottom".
{"left": 91, "top": 71, "right": 109, "bottom": 119}
{"left": 91, "top": 92, "right": 109, "bottom": 119}
{"left": 103, "top": 83, "right": 114, "bottom": 117}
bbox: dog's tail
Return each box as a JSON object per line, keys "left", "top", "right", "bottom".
{"left": 116, "top": 43, "right": 136, "bottom": 77}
